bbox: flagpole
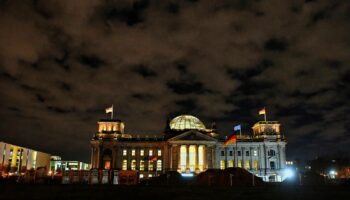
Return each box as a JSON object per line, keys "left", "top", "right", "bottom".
{"left": 264, "top": 113, "right": 267, "bottom": 122}
{"left": 239, "top": 128, "right": 242, "bottom": 136}
{"left": 111, "top": 104, "right": 114, "bottom": 119}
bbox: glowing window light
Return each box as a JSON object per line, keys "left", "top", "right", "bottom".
{"left": 148, "top": 160, "right": 153, "bottom": 171}
{"left": 131, "top": 160, "right": 136, "bottom": 170}
{"left": 220, "top": 160, "right": 225, "bottom": 169}
{"left": 122, "top": 160, "right": 127, "bottom": 170}
{"left": 181, "top": 173, "right": 194, "bottom": 177}
{"left": 140, "top": 160, "right": 144, "bottom": 171}
{"left": 156, "top": 160, "right": 162, "bottom": 171}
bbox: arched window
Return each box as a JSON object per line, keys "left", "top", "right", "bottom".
{"left": 131, "top": 160, "right": 136, "bottom": 170}
{"left": 228, "top": 160, "right": 234, "bottom": 168}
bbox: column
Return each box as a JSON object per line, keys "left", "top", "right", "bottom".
{"left": 169, "top": 145, "right": 173, "bottom": 170}
{"left": 203, "top": 146, "right": 207, "bottom": 170}
{"left": 195, "top": 145, "right": 199, "bottom": 171}
{"left": 186, "top": 145, "right": 189, "bottom": 171}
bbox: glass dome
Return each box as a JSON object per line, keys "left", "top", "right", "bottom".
{"left": 169, "top": 115, "right": 206, "bottom": 131}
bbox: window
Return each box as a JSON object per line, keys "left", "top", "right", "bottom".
{"left": 122, "top": 159, "right": 127, "bottom": 170}
{"left": 229, "top": 151, "right": 233, "bottom": 156}
{"left": 140, "top": 149, "right": 144, "bottom": 156}
{"left": 157, "top": 149, "right": 162, "bottom": 156}
{"left": 221, "top": 151, "right": 225, "bottom": 156}
{"left": 238, "top": 160, "right": 242, "bottom": 168}
{"left": 139, "top": 174, "right": 144, "bottom": 179}
{"left": 268, "top": 150, "right": 276, "bottom": 156}
{"left": 148, "top": 174, "right": 153, "bottom": 178}
{"left": 220, "top": 160, "right": 225, "bottom": 169}
{"left": 149, "top": 150, "right": 153, "bottom": 156}
{"left": 237, "top": 151, "right": 241, "bottom": 156}
{"left": 140, "top": 160, "right": 145, "bottom": 171}
{"left": 104, "top": 161, "right": 111, "bottom": 170}
{"left": 246, "top": 151, "right": 249, "bottom": 156}
{"left": 148, "top": 160, "right": 153, "bottom": 171}
{"left": 245, "top": 160, "right": 250, "bottom": 169}
{"left": 131, "top": 160, "right": 136, "bottom": 170}
{"left": 253, "top": 160, "right": 258, "bottom": 170}
{"left": 253, "top": 150, "right": 258, "bottom": 156}
{"left": 131, "top": 149, "right": 135, "bottom": 156}
{"left": 228, "top": 160, "right": 234, "bottom": 167}
{"left": 156, "top": 160, "right": 162, "bottom": 171}
{"left": 270, "top": 161, "right": 275, "bottom": 170}
{"left": 123, "top": 149, "right": 127, "bottom": 156}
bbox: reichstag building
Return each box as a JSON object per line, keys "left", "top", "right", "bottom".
{"left": 90, "top": 114, "right": 287, "bottom": 182}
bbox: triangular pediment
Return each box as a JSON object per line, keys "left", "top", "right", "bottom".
{"left": 167, "top": 130, "right": 217, "bottom": 142}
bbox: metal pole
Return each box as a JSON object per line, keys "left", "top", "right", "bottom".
{"left": 252, "top": 173, "right": 255, "bottom": 186}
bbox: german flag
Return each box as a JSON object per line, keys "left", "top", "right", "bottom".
{"left": 224, "top": 134, "right": 237, "bottom": 146}
{"left": 150, "top": 155, "right": 158, "bottom": 161}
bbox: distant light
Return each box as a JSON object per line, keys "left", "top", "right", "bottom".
{"left": 181, "top": 173, "right": 194, "bottom": 177}
{"left": 284, "top": 168, "right": 294, "bottom": 178}
{"left": 329, "top": 170, "right": 337, "bottom": 175}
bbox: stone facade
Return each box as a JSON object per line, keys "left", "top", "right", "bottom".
{"left": 91, "top": 115, "right": 287, "bottom": 182}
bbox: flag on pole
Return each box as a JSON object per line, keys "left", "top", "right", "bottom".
{"left": 233, "top": 125, "right": 241, "bottom": 132}
{"left": 105, "top": 105, "right": 113, "bottom": 114}
{"left": 150, "top": 155, "right": 158, "bottom": 162}
{"left": 224, "top": 134, "right": 237, "bottom": 146}
{"left": 258, "top": 107, "right": 266, "bottom": 115}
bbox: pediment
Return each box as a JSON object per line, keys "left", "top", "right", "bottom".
{"left": 167, "top": 130, "right": 217, "bottom": 142}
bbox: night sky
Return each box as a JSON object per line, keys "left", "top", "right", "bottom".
{"left": 1, "top": 0, "right": 350, "bottom": 162}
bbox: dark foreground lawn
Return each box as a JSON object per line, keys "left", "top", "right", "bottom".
{"left": 0, "top": 185, "right": 349, "bottom": 200}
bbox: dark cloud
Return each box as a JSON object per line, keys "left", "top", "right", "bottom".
{"left": 0, "top": 0, "right": 350, "bottom": 161}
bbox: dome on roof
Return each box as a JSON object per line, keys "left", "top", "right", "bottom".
{"left": 169, "top": 115, "right": 206, "bottom": 131}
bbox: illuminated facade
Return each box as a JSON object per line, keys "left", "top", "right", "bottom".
{"left": 0, "top": 141, "right": 51, "bottom": 174}
{"left": 50, "top": 156, "right": 91, "bottom": 172}
{"left": 91, "top": 115, "right": 287, "bottom": 182}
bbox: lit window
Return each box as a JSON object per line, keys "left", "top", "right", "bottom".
{"left": 123, "top": 149, "right": 127, "bottom": 156}
{"left": 245, "top": 160, "right": 250, "bottom": 169}
{"left": 157, "top": 149, "right": 161, "bottom": 156}
{"left": 228, "top": 160, "right": 234, "bottom": 168}
{"left": 220, "top": 160, "right": 225, "bottom": 170}
{"left": 140, "top": 150, "right": 144, "bottom": 156}
{"left": 253, "top": 150, "right": 258, "bottom": 156}
{"left": 253, "top": 160, "right": 258, "bottom": 170}
{"left": 131, "top": 160, "right": 136, "bottom": 170}
{"left": 122, "top": 159, "right": 127, "bottom": 170}
{"left": 149, "top": 150, "right": 153, "bottom": 156}
{"left": 156, "top": 160, "right": 162, "bottom": 171}
{"left": 140, "top": 160, "right": 144, "bottom": 171}
{"left": 104, "top": 161, "right": 111, "bottom": 170}
{"left": 238, "top": 160, "right": 242, "bottom": 168}
{"left": 148, "top": 160, "right": 153, "bottom": 171}
{"left": 148, "top": 174, "right": 153, "bottom": 178}
{"left": 132, "top": 149, "right": 135, "bottom": 156}
{"left": 139, "top": 174, "right": 144, "bottom": 179}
